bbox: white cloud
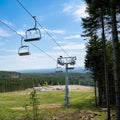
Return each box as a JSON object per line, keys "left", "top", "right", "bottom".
{"left": 54, "top": 42, "right": 85, "bottom": 50}
{"left": 63, "top": 2, "right": 88, "bottom": 22}
{"left": 2, "top": 20, "right": 13, "bottom": 26}
{"left": 0, "top": 45, "right": 86, "bottom": 70}
{"left": 0, "top": 48, "right": 16, "bottom": 53}
{"left": 63, "top": 5, "right": 73, "bottom": 12}
{"left": 16, "top": 28, "right": 65, "bottom": 39}
{"left": 17, "top": 30, "right": 25, "bottom": 36}
{"left": 0, "top": 52, "right": 57, "bottom": 70}
{"left": 0, "top": 41, "right": 5, "bottom": 46}
{"left": 57, "top": 41, "right": 65, "bottom": 44}
{"left": 0, "top": 28, "right": 11, "bottom": 37}
{"left": 42, "top": 28, "right": 65, "bottom": 34}
{"left": 49, "top": 29, "right": 65, "bottom": 34}
{"left": 73, "top": 4, "right": 88, "bottom": 21}
{"left": 64, "top": 35, "right": 81, "bottom": 39}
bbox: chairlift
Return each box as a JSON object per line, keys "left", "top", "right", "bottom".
{"left": 71, "top": 60, "right": 75, "bottom": 65}
{"left": 70, "top": 57, "right": 76, "bottom": 65}
{"left": 24, "top": 28, "right": 41, "bottom": 42}
{"left": 18, "top": 45, "right": 30, "bottom": 56}
{"left": 18, "top": 37, "right": 30, "bottom": 56}
{"left": 55, "top": 66, "right": 63, "bottom": 73}
{"left": 67, "top": 67, "right": 74, "bottom": 70}
{"left": 24, "top": 16, "right": 41, "bottom": 42}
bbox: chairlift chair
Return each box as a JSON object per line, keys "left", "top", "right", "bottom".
{"left": 70, "top": 57, "right": 76, "bottom": 65}
{"left": 67, "top": 67, "right": 74, "bottom": 70}
{"left": 55, "top": 66, "right": 63, "bottom": 73}
{"left": 24, "top": 28, "right": 41, "bottom": 42}
{"left": 24, "top": 16, "right": 41, "bottom": 42}
{"left": 18, "top": 45, "right": 30, "bottom": 56}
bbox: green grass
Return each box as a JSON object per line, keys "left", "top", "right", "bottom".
{"left": 0, "top": 87, "right": 116, "bottom": 120}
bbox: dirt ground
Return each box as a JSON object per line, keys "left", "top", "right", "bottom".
{"left": 44, "top": 109, "right": 96, "bottom": 120}
{"left": 40, "top": 104, "right": 96, "bottom": 120}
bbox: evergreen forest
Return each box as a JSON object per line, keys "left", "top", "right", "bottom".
{"left": 0, "top": 71, "right": 93, "bottom": 92}
{"left": 82, "top": 0, "right": 120, "bottom": 119}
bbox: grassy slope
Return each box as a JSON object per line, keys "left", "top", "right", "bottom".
{"left": 0, "top": 85, "right": 116, "bottom": 120}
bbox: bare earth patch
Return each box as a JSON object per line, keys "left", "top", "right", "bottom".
{"left": 51, "top": 85, "right": 94, "bottom": 92}
{"left": 44, "top": 110, "right": 96, "bottom": 120}
{"left": 40, "top": 104, "right": 63, "bottom": 109}
{"left": 11, "top": 104, "right": 63, "bottom": 110}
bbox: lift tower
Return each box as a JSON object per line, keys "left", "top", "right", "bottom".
{"left": 57, "top": 56, "right": 76, "bottom": 106}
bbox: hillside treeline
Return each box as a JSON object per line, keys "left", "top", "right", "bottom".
{"left": 0, "top": 71, "right": 93, "bottom": 92}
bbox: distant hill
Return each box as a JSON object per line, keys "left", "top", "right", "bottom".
{"left": 0, "top": 71, "right": 20, "bottom": 79}
{"left": 17, "top": 67, "right": 86, "bottom": 74}
{"left": 0, "top": 69, "right": 93, "bottom": 92}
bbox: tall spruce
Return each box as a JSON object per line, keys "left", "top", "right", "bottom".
{"left": 82, "top": 0, "right": 120, "bottom": 119}
{"left": 110, "top": 0, "right": 120, "bottom": 119}
{"left": 82, "top": 0, "right": 110, "bottom": 108}
{"left": 84, "top": 35, "right": 104, "bottom": 107}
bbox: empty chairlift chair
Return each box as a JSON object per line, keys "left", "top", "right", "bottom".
{"left": 68, "top": 57, "right": 77, "bottom": 69}
{"left": 18, "top": 45, "right": 30, "bottom": 56}
{"left": 55, "top": 66, "right": 63, "bottom": 73}
{"left": 24, "top": 28, "right": 41, "bottom": 42}
{"left": 55, "top": 60, "right": 63, "bottom": 73}
{"left": 24, "top": 16, "right": 41, "bottom": 42}
{"left": 18, "top": 37, "right": 30, "bottom": 56}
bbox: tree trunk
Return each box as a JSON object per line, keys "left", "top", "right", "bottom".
{"left": 100, "top": 8, "right": 110, "bottom": 120}
{"left": 97, "top": 79, "right": 103, "bottom": 106}
{"left": 110, "top": 1, "right": 120, "bottom": 119}
{"left": 94, "top": 78, "right": 98, "bottom": 107}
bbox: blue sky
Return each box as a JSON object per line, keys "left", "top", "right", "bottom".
{"left": 0, "top": 0, "right": 88, "bottom": 71}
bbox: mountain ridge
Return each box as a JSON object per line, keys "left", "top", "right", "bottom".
{"left": 17, "top": 67, "right": 86, "bottom": 73}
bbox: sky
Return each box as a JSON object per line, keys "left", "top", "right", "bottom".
{"left": 0, "top": 0, "right": 88, "bottom": 71}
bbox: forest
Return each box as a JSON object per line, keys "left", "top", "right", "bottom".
{"left": 82, "top": 0, "right": 120, "bottom": 119}
{"left": 0, "top": 71, "right": 93, "bottom": 92}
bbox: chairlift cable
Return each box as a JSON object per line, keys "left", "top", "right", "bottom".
{"left": 0, "top": 19, "right": 80, "bottom": 70}
{"left": 16, "top": 0, "right": 33, "bottom": 17}
{"left": 0, "top": 19, "right": 22, "bottom": 38}
{"left": 0, "top": 19, "right": 56, "bottom": 62}
{"left": 30, "top": 43, "right": 56, "bottom": 61}
{"left": 16, "top": 0, "right": 70, "bottom": 57}
{"left": 37, "top": 21, "right": 70, "bottom": 57}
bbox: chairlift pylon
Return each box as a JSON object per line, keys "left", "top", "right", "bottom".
{"left": 18, "top": 37, "right": 30, "bottom": 56}
{"left": 24, "top": 16, "right": 41, "bottom": 42}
